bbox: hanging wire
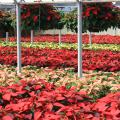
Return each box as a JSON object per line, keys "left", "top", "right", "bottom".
{"left": 39, "top": 4, "right": 40, "bottom": 32}
{"left": 14, "top": 4, "right": 17, "bottom": 41}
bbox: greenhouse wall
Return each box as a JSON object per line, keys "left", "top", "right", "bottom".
{"left": 41, "top": 27, "right": 120, "bottom": 36}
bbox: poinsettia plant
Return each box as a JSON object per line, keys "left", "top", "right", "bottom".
{"left": 21, "top": 4, "right": 62, "bottom": 35}
{"left": 0, "top": 46, "right": 119, "bottom": 72}
{"left": 0, "top": 10, "right": 14, "bottom": 37}
{"left": 113, "top": 6, "right": 120, "bottom": 29}
{"left": 3, "top": 34, "right": 120, "bottom": 44}
{"left": 64, "top": 3, "right": 119, "bottom": 33}
{"left": 83, "top": 3, "right": 119, "bottom": 32}
{"left": 0, "top": 79, "right": 120, "bottom": 120}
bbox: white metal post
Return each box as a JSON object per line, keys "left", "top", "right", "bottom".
{"left": 6, "top": 32, "right": 9, "bottom": 42}
{"left": 59, "top": 29, "right": 62, "bottom": 45}
{"left": 115, "top": 28, "right": 117, "bottom": 36}
{"left": 89, "top": 32, "right": 92, "bottom": 48}
{"left": 53, "top": 29, "right": 55, "bottom": 41}
{"left": 31, "top": 30, "right": 34, "bottom": 44}
{"left": 77, "top": 1, "right": 82, "bottom": 78}
{"left": 16, "top": 3, "right": 21, "bottom": 74}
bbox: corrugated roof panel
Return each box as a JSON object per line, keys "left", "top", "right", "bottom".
{"left": 0, "top": 0, "right": 120, "bottom": 4}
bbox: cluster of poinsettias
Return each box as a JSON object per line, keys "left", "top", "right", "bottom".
{"left": 1, "top": 35, "right": 120, "bottom": 44}
{"left": 0, "top": 47, "right": 119, "bottom": 72}
{"left": 0, "top": 79, "right": 120, "bottom": 120}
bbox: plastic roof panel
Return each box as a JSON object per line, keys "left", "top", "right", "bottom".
{"left": 0, "top": 0, "right": 79, "bottom": 4}
{"left": 0, "top": 0, "right": 15, "bottom": 4}
{"left": 18, "top": 0, "right": 120, "bottom": 4}
{"left": 19, "top": 0, "right": 79, "bottom": 4}
{"left": 0, "top": 0, "right": 119, "bottom": 4}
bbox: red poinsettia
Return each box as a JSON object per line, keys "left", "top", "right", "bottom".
{"left": 0, "top": 79, "right": 119, "bottom": 119}
{"left": 2, "top": 34, "right": 120, "bottom": 44}
{"left": 0, "top": 45, "right": 119, "bottom": 72}
{"left": 21, "top": 4, "right": 62, "bottom": 33}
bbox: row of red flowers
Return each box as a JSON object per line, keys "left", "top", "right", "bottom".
{"left": 1, "top": 34, "right": 120, "bottom": 44}
{"left": 0, "top": 79, "right": 119, "bottom": 120}
{"left": 0, "top": 46, "right": 119, "bottom": 72}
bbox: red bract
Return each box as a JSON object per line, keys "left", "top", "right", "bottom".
{"left": 2, "top": 93, "right": 11, "bottom": 101}
{"left": 0, "top": 47, "right": 119, "bottom": 72}
{"left": 92, "top": 92, "right": 120, "bottom": 119}
{"left": 33, "top": 16, "right": 38, "bottom": 22}
{"left": 47, "top": 16, "right": 51, "bottom": 21}
{"left": 2, "top": 35, "right": 120, "bottom": 44}
{"left": 92, "top": 10, "right": 98, "bottom": 15}
{"left": 0, "top": 79, "right": 91, "bottom": 120}
{"left": 2, "top": 116, "right": 13, "bottom": 120}
{"left": 0, "top": 79, "right": 119, "bottom": 120}
{"left": 26, "top": 11, "right": 30, "bottom": 18}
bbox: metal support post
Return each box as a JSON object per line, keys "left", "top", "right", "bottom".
{"left": 77, "top": 1, "right": 83, "bottom": 78}
{"left": 31, "top": 30, "right": 34, "bottom": 44}
{"left": 16, "top": 3, "right": 21, "bottom": 74}
{"left": 59, "top": 29, "right": 62, "bottom": 45}
{"left": 89, "top": 32, "right": 92, "bottom": 48}
{"left": 6, "top": 32, "right": 9, "bottom": 42}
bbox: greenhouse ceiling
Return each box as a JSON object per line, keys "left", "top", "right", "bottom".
{"left": 0, "top": 0, "right": 120, "bottom": 4}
